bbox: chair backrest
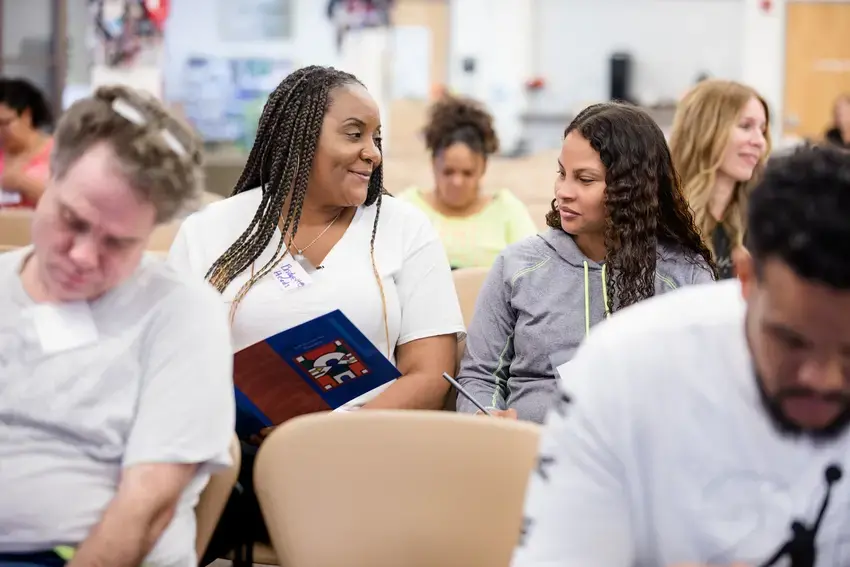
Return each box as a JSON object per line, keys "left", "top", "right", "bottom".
{"left": 0, "top": 209, "right": 34, "bottom": 247}
{"left": 147, "top": 221, "right": 180, "bottom": 253}
{"left": 147, "top": 191, "right": 222, "bottom": 253}
{"left": 452, "top": 267, "right": 490, "bottom": 329}
{"left": 526, "top": 202, "right": 552, "bottom": 230}
{"left": 195, "top": 435, "right": 241, "bottom": 560}
{"left": 255, "top": 411, "right": 541, "bottom": 567}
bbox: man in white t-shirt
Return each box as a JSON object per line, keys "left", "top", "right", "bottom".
{"left": 0, "top": 86, "right": 234, "bottom": 567}
{"left": 512, "top": 145, "right": 850, "bottom": 567}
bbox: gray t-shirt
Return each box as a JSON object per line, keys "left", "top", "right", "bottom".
{"left": 0, "top": 247, "right": 235, "bottom": 567}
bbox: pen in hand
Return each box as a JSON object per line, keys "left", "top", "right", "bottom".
{"left": 442, "top": 372, "right": 493, "bottom": 416}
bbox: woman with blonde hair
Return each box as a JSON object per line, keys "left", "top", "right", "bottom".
{"left": 669, "top": 80, "right": 770, "bottom": 278}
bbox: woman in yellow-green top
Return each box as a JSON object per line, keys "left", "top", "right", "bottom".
{"left": 397, "top": 96, "right": 537, "bottom": 269}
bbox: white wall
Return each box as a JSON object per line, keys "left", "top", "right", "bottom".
{"left": 163, "top": 0, "right": 338, "bottom": 102}
{"left": 448, "top": 0, "right": 533, "bottom": 154}
{"left": 741, "top": 0, "right": 787, "bottom": 138}
{"left": 66, "top": 0, "right": 92, "bottom": 86}
{"left": 531, "top": 0, "right": 745, "bottom": 114}
{"left": 449, "top": 0, "right": 802, "bottom": 147}
{"left": 449, "top": 0, "right": 750, "bottom": 150}
{"left": 2, "top": 0, "right": 54, "bottom": 93}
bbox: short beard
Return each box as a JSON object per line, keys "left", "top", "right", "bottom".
{"left": 754, "top": 374, "right": 850, "bottom": 441}
{"left": 746, "top": 310, "right": 850, "bottom": 441}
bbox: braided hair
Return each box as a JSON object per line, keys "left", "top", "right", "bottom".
{"left": 205, "top": 66, "right": 388, "bottom": 330}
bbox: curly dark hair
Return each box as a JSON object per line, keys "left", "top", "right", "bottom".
{"left": 423, "top": 95, "right": 499, "bottom": 157}
{"left": 205, "top": 65, "right": 386, "bottom": 296}
{"left": 0, "top": 77, "right": 53, "bottom": 130}
{"left": 546, "top": 102, "right": 716, "bottom": 310}
{"left": 747, "top": 144, "right": 850, "bottom": 289}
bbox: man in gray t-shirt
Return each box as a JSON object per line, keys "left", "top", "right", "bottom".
{"left": 0, "top": 86, "right": 234, "bottom": 567}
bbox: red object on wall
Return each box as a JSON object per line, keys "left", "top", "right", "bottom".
{"left": 760, "top": 0, "right": 771, "bottom": 13}
{"left": 526, "top": 77, "right": 546, "bottom": 91}
{"left": 144, "top": 0, "right": 170, "bottom": 30}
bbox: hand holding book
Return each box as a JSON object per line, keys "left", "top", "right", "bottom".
{"left": 233, "top": 310, "right": 400, "bottom": 440}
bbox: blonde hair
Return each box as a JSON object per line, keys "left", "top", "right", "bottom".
{"left": 669, "top": 80, "right": 771, "bottom": 254}
{"left": 52, "top": 85, "right": 204, "bottom": 224}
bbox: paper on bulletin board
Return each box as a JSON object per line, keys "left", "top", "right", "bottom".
{"left": 177, "top": 56, "right": 293, "bottom": 147}
{"left": 390, "top": 25, "right": 431, "bottom": 100}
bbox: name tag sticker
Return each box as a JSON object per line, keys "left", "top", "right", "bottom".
{"left": 272, "top": 259, "right": 313, "bottom": 292}
{"left": 30, "top": 302, "right": 98, "bottom": 355}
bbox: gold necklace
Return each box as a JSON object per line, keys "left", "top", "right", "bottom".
{"left": 287, "top": 209, "right": 343, "bottom": 264}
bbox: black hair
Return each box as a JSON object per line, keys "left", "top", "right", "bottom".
{"left": 546, "top": 102, "right": 716, "bottom": 310}
{"left": 206, "top": 65, "right": 385, "bottom": 296}
{"left": 0, "top": 78, "right": 53, "bottom": 129}
{"left": 423, "top": 95, "right": 499, "bottom": 158}
{"left": 747, "top": 144, "right": 850, "bottom": 289}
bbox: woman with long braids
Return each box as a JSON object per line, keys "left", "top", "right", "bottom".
{"left": 456, "top": 102, "right": 716, "bottom": 424}
{"left": 168, "top": 65, "right": 464, "bottom": 562}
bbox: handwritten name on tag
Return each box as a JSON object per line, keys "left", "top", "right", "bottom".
{"left": 272, "top": 260, "right": 313, "bottom": 291}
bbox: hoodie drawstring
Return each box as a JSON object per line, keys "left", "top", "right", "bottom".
{"left": 583, "top": 261, "right": 610, "bottom": 336}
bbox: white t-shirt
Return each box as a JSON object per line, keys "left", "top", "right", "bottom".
{"left": 0, "top": 248, "right": 235, "bottom": 567}
{"left": 167, "top": 189, "right": 465, "bottom": 408}
{"left": 513, "top": 280, "right": 850, "bottom": 567}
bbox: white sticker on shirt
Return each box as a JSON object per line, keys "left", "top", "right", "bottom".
{"left": 0, "top": 189, "right": 22, "bottom": 205}
{"left": 555, "top": 360, "right": 572, "bottom": 381}
{"left": 30, "top": 302, "right": 99, "bottom": 355}
{"left": 271, "top": 259, "right": 313, "bottom": 291}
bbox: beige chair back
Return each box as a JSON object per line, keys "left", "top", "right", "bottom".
{"left": 527, "top": 202, "right": 552, "bottom": 230}
{"left": 449, "top": 267, "right": 488, "bottom": 408}
{"left": 255, "top": 411, "right": 541, "bottom": 567}
{"left": 452, "top": 267, "right": 490, "bottom": 329}
{"left": 0, "top": 209, "right": 34, "bottom": 248}
{"left": 147, "top": 221, "right": 180, "bottom": 253}
{"left": 147, "top": 191, "right": 222, "bottom": 253}
{"left": 195, "top": 435, "right": 241, "bottom": 560}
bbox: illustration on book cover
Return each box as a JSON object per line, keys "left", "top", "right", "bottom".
{"left": 294, "top": 339, "right": 370, "bottom": 391}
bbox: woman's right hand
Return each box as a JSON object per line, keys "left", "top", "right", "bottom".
{"left": 476, "top": 408, "right": 518, "bottom": 419}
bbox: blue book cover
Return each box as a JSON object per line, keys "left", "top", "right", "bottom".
{"left": 233, "top": 309, "right": 400, "bottom": 438}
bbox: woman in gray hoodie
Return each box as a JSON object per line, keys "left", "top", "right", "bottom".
{"left": 456, "top": 102, "right": 717, "bottom": 423}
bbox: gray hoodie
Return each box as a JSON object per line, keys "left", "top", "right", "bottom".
{"left": 456, "top": 228, "right": 715, "bottom": 423}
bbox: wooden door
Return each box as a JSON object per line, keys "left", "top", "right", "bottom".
{"left": 783, "top": 2, "right": 850, "bottom": 140}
